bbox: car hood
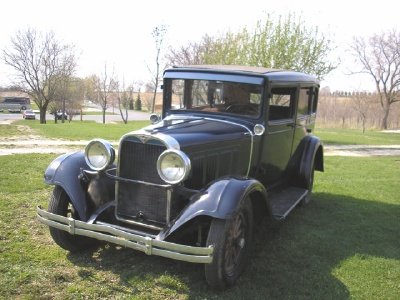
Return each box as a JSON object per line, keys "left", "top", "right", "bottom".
{"left": 120, "top": 115, "right": 255, "bottom": 187}
{"left": 142, "top": 115, "right": 252, "bottom": 148}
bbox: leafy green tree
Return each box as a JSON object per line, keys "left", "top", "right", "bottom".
{"left": 135, "top": 92, "right": 142, "bottom": 111}
{"left": 167, "top": 14, "right": 336, "bottom": 79}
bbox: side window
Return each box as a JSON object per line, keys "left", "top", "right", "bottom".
{"left": 171, "top": 80, "right": 185, "bottom": 109}
{"left": 297, "top": 87, "right": 312, "bottom": 116}
{"left": 269, "top": 87, "right": 296, "bottom": 121}
{"left": 191, "top": 80, "right": 208, "bottom": 107}
{"left": 311, "top": 87, "right": 318, "bottom": 113}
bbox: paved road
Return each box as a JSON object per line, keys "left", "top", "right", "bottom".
{"left": 0, "top": 109, "right": 151, "bottom": 123}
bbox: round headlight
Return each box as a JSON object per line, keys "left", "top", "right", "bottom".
{"left": 84, "top": 139, "right": 115, "bottom": 171}
{"left": 157, "top": 150, "right": 191, "bottom": 184}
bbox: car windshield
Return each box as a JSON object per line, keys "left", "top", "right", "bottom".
{"left": 168, "top": 79, "right": 262, "bottom": 118}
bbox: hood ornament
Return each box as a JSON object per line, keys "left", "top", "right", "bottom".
{"left": 138, "top": 135, "right": 151, "bottom": 143}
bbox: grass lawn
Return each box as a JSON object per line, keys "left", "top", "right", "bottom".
{"left": 315, "top": 128, "right": 400, "bottom": 145}
{"left": 14, "top": 119, "right": 150, "bottom": 141}
{"left": 81, "top": 111, "right": 118, "bottom": 115}
{"left": 4, "top": 121, "right": 400, "bottom": 146}
{"left": 0, "top": 123, "right": 25, "bottom": 137}
{"left": 0, "top": 154, "right": 398, "bottom": 299}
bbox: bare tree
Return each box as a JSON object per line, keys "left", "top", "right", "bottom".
{"left": 165, "top": 35, "right": 214, "bottom": 67}
{"left": 93, "top": 64, "right": 118, "bottom": 124}
{"left": 55, "top": 73, "right": 72, "bottom": 123}
{"left": 3, "top": 29, "right": 76, "bottom": 123}
{"left": 351, "top": 92, "right": 372, "bottom": 133}
{"left": 117, "top": 79, "right": 129, "bottom": 124}
{"left": 149, "top": 25, "right": 167, "bottom": 113}
{"left": 351, "top": 30, "right": 400, "bottom": 129}
{"left": 47, "top": 77, "right": 84, "bottom": 123}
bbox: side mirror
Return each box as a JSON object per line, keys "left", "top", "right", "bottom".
{"left": 150, "top": 114, "right": 161, "bottom": 124}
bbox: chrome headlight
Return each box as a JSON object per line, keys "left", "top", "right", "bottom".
{"left": 84, "top": 139, "right": 115, "bottom": 171}
{"left": 157, "top": 149, "right": 191, "bottom": 184}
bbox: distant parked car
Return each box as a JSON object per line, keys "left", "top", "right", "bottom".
{"left": 50, "top": 110, "right": 68, "bottom": 120}
{"left": 22, "top": 109, "right": 36, "bottom": 120}
{"left": 56, "top": 111, "right": 68, "bottom": 120}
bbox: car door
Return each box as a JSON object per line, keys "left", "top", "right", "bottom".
{"left": 258, "top": 86, "right": 297, "bottom": 186}
{"left": 291, "top": 86, "right": 316, "bottom": 154}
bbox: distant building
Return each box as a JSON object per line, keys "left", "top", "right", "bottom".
{"left": 0, "top": 91, "right": 30, "bottom": 101}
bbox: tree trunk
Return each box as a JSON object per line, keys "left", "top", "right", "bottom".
{"left": 39, "top": 108, "right": 47, "bottom": 124}
{"left": 102, "top": 108, "right": 106, "bottom": 124}
{"left": 62, "top": 98, "right": 66, "bottom": 124}
{"left": 362, "top": 116, "right": 366, "bottom": 134}
{"left": 151, "top": 76, "right": 158, "bottom": 113}
{"left": 381, "top": 105, "right": 390, "bottom": 129}
{"left": 118, "top": 97, "right": 128, "bottom": 124}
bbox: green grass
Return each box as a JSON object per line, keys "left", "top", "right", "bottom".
{"left": 0, "top": 123, "right": 25, "bottom": 137}
{"left": 0, "top": 154, "right": 399, "bottom": 299}
{"left": 81, "top": 111, "right": 118, "bottom": 115}
{"left": 5, "top": 121, "right": 399, "bottom": 146}
{"left": 315, "top": 128, "right": 400, "bottom": 145}
{"left": 14, "top": 120, "right": 150, "bottom": 141}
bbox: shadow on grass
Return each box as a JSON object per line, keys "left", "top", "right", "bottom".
{"left": 67, "top": 192, "right": 400, "bottom": 299}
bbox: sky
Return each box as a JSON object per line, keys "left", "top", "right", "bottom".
{"left": 0, "top": 0, "right": 398, "bottom": 91}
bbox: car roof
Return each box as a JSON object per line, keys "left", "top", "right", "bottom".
{"left": 167, "top": 65, "right": 319, "bottom": 84}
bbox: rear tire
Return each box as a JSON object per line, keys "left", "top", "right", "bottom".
{"left": 48, "top": 186, "right": 98, "bottom": 252}
{"left": 204, "top": 200, "right": 253, "bottom": 289}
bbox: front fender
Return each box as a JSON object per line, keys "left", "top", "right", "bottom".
{"left": 44, "top": 151, "right": 89, "bottom": 221}
{"left": 161, "top": 177, "right": 267, "bottom": 239}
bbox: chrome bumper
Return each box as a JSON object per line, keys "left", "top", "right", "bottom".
{"left": 37, "top": 206, "right": 213, "bottom": 264}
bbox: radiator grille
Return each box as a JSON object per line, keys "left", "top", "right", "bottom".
{"left": 116, "top": 138, "right": 168, "bottom": 224}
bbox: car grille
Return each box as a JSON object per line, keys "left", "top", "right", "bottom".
{"left": 116, "top": 138, "right": 168, "bottom": 225}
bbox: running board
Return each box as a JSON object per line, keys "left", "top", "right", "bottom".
{"left": 269, "top": 187, "right": 308, "bottom": 220}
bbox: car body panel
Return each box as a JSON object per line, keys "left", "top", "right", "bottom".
{"left": 160, "top": 177, "right": 267, "bottom": 239}
{"left": 44, "top": 152, "right": 90, "bottom": 220}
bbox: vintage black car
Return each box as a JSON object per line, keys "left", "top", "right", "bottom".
{"left": 37, "top": 65, "right": 323, "bottom": 289}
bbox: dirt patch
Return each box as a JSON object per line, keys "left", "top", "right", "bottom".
{"left": 324, "top": 145, "right": 400, "bottom": 157}
{"left": 382, "top": 129, "right": 400, "bottom": 133}
{"left": 0, "top": 120, "right": 16, "bottom": 125}
{"left": 16, "top": 124, "right": 35, "bottom": 134}
{"left": 0, "top": 137, "right": 118, "bottom": 156}
{"left": 0, "top": 140, "right": 85, "bottom": 156}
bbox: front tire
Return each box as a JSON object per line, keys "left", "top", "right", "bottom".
{"left": 48, "top": 186, "right": 98, "bottom": 252}
{"left": 205, "top": 200, "right": 253, "bottom": 289}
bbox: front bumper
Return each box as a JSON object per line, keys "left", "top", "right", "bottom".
{"left": 37, "top": 206, "right": 213, "bottom": 264}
